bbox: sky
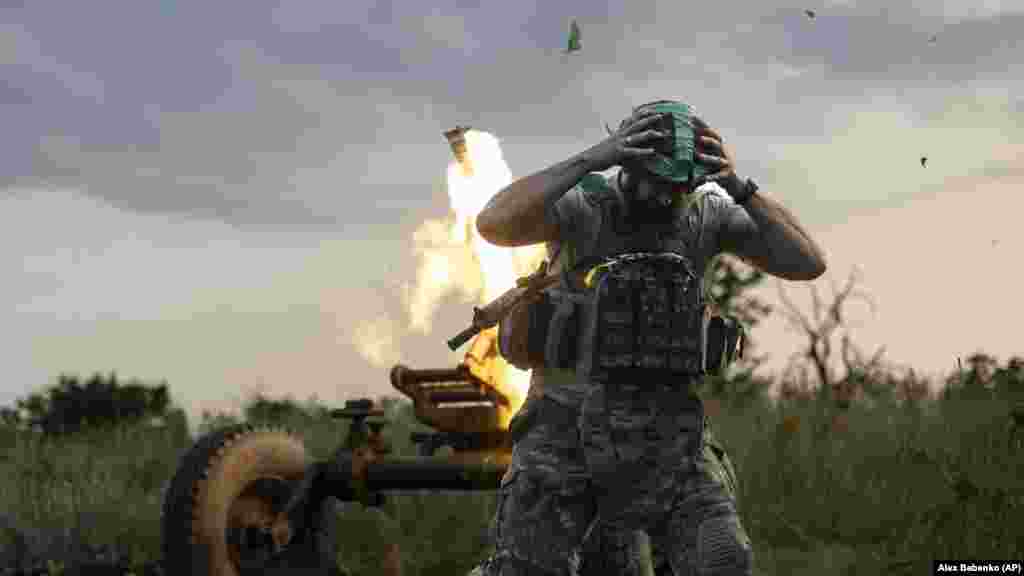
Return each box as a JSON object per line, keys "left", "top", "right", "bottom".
{"left": 3, "top": 0, "right": 1022, "bottom": 426}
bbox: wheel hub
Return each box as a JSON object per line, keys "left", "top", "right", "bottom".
{"left": 226, "top": 477, "right": 295, "bottom": 571}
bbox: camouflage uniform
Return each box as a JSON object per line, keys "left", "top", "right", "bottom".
{"left": 480, "top": 177, "right": 753, "bottom": 576}
{"left": 469, "top": 429, "right": 740, "bottom": 576}
{"left": 578, "top": 382, "right": 751, "bottom": 576}
{"left": 576, "top": 421, "right": 743, "bottom": 576}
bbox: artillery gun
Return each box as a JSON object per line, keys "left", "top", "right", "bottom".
{"left": 159, "top": 331, "right": 519, "bottom": 576}
{"left": 160, "top": 313, "right": 744, "bottom": 575}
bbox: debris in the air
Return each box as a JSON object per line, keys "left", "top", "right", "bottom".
{"left": 566, "top": 19, "right": 582, "bottom": 53}
{"left": 929, "top": 34, "right": 938, "bottom": 44}
{"left": 804, "top": 9, "right": 816, "bottom": 19}
{"left": 920, "top": 156, "right": 927, "bottom": 167}
{"left": 444, "top": 126, "right": 473, "bottom": 176}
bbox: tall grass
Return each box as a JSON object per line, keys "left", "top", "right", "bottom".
{"left": 713, "top": 394, "right": 1022, "bottom": 574}
{"left": 0, "top": 379, "right": 1020, "bottom": 575}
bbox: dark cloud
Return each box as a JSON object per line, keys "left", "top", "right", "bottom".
{"left": 2, "top": 0, "right": 1021, "bottom": 231}
{"left": 4, "top": 0, "right": 1024, "bottom": 417}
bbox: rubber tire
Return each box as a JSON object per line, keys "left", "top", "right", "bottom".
{"left": 161, "top": 424, "right": 311, "bottom": 576}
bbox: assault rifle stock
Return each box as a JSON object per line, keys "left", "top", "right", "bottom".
{"left": 447, "top": 260, "right": 558, "bottom": 351}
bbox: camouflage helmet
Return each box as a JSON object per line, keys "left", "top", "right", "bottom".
{"left": 623, "top": 100, "right": 711, "bottom": 184}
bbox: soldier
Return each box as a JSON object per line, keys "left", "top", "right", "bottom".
{"left": 575, "top": 423, "right": 744, "bottom": 576}
{"left": 472, "top": 99, "right": 826, "bottom": 576}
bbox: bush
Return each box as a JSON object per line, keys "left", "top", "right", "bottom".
{"left": 13, "top": 372, "right": 173, "bottom": 438}
{"left": 1, "top": 358, "right": 1021, "bottom": 575}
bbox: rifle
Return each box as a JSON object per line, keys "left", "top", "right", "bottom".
{"left": 447, "top": 260, "right": 559, "bottom": 351}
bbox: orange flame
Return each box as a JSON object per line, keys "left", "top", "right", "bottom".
{"left": 446, "top": 131, "right": 545, "bottom": 414}
{"left": 397, "top": 129, "right": 545, "bottom": 416}
{"left": 351, "top": 129, "right": 544, "bottom": 419}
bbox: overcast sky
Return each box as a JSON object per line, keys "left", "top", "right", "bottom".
{"left": 3, "top": 0, "right": 1022, "bottom": 425}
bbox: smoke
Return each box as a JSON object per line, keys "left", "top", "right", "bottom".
{"left": 351, "top": 316, "right": 402, "bottom": 368}
{"left": 403, "top": 217, "right": 482, "bottom": 333}
{"left": 348, "top": 127, "right": 542, "bottom": 404}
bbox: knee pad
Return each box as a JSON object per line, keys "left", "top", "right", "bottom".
{"left": 697, "top": 515, "right": 753, "bottom": 575}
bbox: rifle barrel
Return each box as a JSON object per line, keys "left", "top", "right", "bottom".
{"left": 446, "top": 272, "right": 560, "bottom": 351}
{"left": 447, "top": 326, "right": 481, "bottom": 351}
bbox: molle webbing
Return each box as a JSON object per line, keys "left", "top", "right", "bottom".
{"left": 576, "top": 252, "right": 706, "bottom": 383}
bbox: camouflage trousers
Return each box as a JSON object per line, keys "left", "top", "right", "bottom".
{"left": 480, "top": 385, "right": 752, "bottom": 576}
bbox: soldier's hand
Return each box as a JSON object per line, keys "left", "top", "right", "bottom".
{"left": 584, "top": 111, "right": 670, "bottom": 172}
{"left": 692, "top": 115, "right": 742, "bottom": 192}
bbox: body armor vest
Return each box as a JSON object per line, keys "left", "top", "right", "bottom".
{"left": 576, "top": 251, "right": 706, "bottom": 383}
{"left": 543, "top": 187, "right": 709, "bottom": 384}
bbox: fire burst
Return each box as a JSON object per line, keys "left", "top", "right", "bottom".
{"left": 432, "top": 129, "right": 545, "bottom": 412}
{"left": 352, "top": 128, "right": 544, "bottom": 417}
{"left": 354, "top": 127, "right": 545, "bottom": 417}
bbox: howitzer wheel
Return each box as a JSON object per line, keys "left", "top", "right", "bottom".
{"left": 161, "top": 424, "right": 322, "bottom": 576}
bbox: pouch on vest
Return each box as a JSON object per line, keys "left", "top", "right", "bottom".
{"left": 705, "top": 314, "right": 746, "bottom": 374}
{"left": 576, "top": 253, "right": 707, "bottom": 383}
{"left": 705, "top": 315, "right": 727, "bottom": 375}
{"left": 498, "top": 290, "right": 554, "bottom": 370}
{"left": 542, "top": 289, "right": 584, "bottom": 371}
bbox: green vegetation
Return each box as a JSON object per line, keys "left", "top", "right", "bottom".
{"left": 0, "top": 355, "right": 1020, "bottom": 575}
{"left": 710, "top": 357, "right": 1024, "bottom": 575}
{"left": 1, "top": 264, "right": 1018, "bottom": 574}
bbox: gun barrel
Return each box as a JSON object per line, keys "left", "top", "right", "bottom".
{"left": 366, "top": 458, "right": 506, "bottom": 491}
{"left": 411, "top": 430, "right": 510, "bottom": 453}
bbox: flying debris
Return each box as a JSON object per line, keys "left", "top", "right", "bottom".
{"left": 445, "top": 126, "right": 474, "bottom": 176}
{"left": 929, "top": 34, "right": 938, "bottom": 44}
{"left": 804, "top": 9, "right": 816, "bottom": 19}
{"left": 920, "top": 156, "right": 927, "bottom": 167}
{"left": 566, "top": 19, "right": 582, "bottom": 53}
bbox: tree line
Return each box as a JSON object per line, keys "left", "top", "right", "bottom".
{"left": 2, "top": 258, "right": 1019, "bottom": 439}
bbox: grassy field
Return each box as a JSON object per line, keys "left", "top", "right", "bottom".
{"left": 0, "top": 375, "right": 1021, "bottom": 575}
